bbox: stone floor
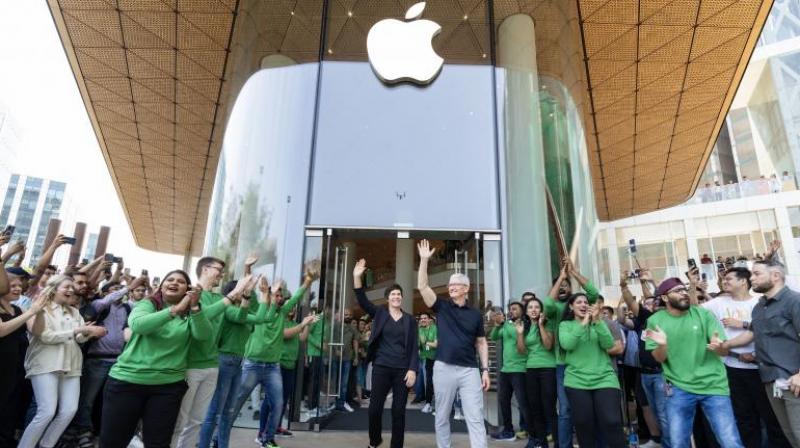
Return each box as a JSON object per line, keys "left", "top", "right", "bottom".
{"left": 229, "top": 427, "right": 531, "bottom": 447}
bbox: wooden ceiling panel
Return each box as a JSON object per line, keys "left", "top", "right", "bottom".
{"left": 50, "top": 0, "right": 772, "bottom": 253}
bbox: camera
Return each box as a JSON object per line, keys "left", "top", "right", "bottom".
{"left": 2, "top": 225, "right": 15, "bottom": 236}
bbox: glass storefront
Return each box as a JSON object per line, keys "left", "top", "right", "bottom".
{"left": 202, "top": 0, "right": 601, "bottom": 433}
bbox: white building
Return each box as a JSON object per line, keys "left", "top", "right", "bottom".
{"left": 598, "top": 1, "right": 800, "bottom": 297}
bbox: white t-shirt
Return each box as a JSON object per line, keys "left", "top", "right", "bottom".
{"left": 703, "top": 294, "right": 758, "bottom": 369}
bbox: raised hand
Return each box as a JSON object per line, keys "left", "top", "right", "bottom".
{"left": 417, "top": 239, "right": 435, "bottom": 260}
{"left": 766, "top": 240, "right": 782, "bottom": 260}
{"left": 29, "top": 294, "right": 48, "bottom": 314}
{"left": 187, "top": 285, "right": 202, "bottom": 310}
{"left": 645, "top": 326, "right": 667, "bottom": 346}
{"left": 0, "top": 233, "right": 9, "bottom": 247}
{"left": 353, "top": 259, "right": 367, "bottom": 279}
{"left": 686, "top": 266, "right": 700, "bottom": 285}
{"left": 244, "top": 253, "right": 259, "bottom": 268}
{"left": 304, "top": 260, "right": 321, "bottom": 282}
{"left": 514, "top": 320, "right": 524, "bottom": 334}
{"left": 638, "top": 268, "right": 653, "bottom": 282}
{"left": 619, "top": 272, "right": 629, "bottom": 288}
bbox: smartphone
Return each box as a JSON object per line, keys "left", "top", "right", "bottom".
{"left": 628, "top": 238, "right": 637, "bottom": 254}
{"left": 113, "top": 256, "right": 123, "bottom": 263}
{"left": 2, "top": 225, "right": 15, "bottom": 236}
{"left": 687, "top": 258, "right": 697, "bottom": 269}
{"left": 62, "top": 236, "right": 76, "bottom": 245}
{"left": 141, "top": 269, "right": 148, "bottom": 276}
{"left": 81, "top": 258, "right": 89, "bottom": 265}
{"left": 104, "top": 253, "right": 115, "bottom": 262}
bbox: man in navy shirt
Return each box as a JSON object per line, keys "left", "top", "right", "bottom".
{"left": 417, "top": 240, "right": 489, "bottom": 448}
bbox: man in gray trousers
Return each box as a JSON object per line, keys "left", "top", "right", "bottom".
{"left": 417, "top": 240, "right": 490, "bottom": 448}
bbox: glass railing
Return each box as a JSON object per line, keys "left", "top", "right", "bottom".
{"left": 691, "top": 177, "right": 796, "bottom": 204}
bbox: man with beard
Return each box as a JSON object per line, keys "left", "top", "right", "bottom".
{"left": 542, "top": 258, "right": 600, "bottom": 448}
{"left": 722, "top": 254, "right": 800, "bottom": 446}
{"left": 703, "top": 267, "right": 790, "bottom": 448}
{"left": 645, "top": 277, "right": 743, "bottom": 447}
{"left": 488, "top": 302, "right": 531, "bottom": 443}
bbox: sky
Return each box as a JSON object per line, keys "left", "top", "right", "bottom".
{"left": 0, "top": 1, "right": 187, "bottom": 276}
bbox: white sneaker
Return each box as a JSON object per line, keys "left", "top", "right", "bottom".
{"left": 640, "top": 441, "right": 661, "bottom": 448}
{"left": 343, "top": 402, "right": 354, "bottom": 412}
{"left": 454, "top": 409, "right": 464, "bottom": 420}
{"left": 421, "top": 403, "right": 432, "bottom": 413}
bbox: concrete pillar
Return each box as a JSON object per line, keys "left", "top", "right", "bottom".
{"left": 395, "top": 238, "right": 415, "bottom": 314}
{"left": 43, "top": 218, "right": 61, "bottom": 252}
{"left": 684, "top": 218, "right": 702, "bottom": 263}
{"left": 775, "top": 206, "right": 800, "bottom": 286}
{"left": 95, "top": 226, "right": 110, "bottom": 257}
{"left": 68, "top": 222, "right": 86, "bottom": 267}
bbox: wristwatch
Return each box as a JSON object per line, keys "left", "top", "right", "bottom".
{"left": 480, "top": 367, "right": 489, "bottom": 373}
{"left": 742, "top": 321, "right": 750, "bottom": 330}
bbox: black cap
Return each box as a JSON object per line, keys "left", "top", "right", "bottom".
{"left": 6, "top": 267, "right": 31, "bottom": 279}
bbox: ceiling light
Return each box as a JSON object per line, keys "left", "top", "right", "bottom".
{"left": 463, "top": 14, "right": 468, "bottom": 20}
{"left": 347, "top": 11, "right": 353, "bottom": 17}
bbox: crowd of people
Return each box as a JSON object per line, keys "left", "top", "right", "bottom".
{"left": 1, "top": 227, "right": 800, "bottom": 448}
{"left": 695, "top": 171, "right": 796, "bottom": 203}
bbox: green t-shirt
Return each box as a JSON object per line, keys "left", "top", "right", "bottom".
{"left": 244, "top": 286, "right": 307, "bottom": 363}
{"left": 280, "top": 317, "right": 300, "bottom": 370}
{"left": 307, "top": 315, "right": 328, "bottom": 357}
{"left": 110, "top": 299, "right": 213, "bottom": 385}
{"left": 559, "top": 319, "right": 619, "bottom": 390}
{"left": 489, "top": 321, "right": 527, "bottom": 373}
{"left": 418, "top": 324, "right": 437, "bottom": 360}
{"left": 645, "top": 306, "right": 729, "bottom": 396}
{"left": 524, "top": 324, "right": 556, "bottom": 369}
{"left": 217, "top": 292, "right": 261, "bottom": 357}
{"left": 542, "top": 280, "right": 600, "bottom": 364}
{"left": 186, "top": 291, "right": 233, "bottom": 369}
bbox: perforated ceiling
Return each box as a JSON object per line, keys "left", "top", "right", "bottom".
{"left": 48, "top": 0, "right": 772, "bottom": 254}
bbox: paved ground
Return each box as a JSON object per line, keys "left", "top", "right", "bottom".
{"left": 230, "top": 427, "right": 532, "bottom": 447}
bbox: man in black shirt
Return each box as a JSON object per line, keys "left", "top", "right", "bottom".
{"left": 417, "top": 240, "right": 489, "bottom": 448}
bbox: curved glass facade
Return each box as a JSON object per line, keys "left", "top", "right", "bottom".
{"left": 202, "top": 0, "right": 602, "bottom": 430}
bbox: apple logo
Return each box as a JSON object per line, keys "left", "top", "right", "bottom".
{"left": 366, "top": 2, "right": 444, "bottom": 85}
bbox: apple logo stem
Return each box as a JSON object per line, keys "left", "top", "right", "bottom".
{"left": 367, "top": 2, "right": 444, "bottom": 85}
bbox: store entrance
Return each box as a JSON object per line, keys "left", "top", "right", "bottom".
{"left": 287, "top": 228, "right": 503, "bottom": 433}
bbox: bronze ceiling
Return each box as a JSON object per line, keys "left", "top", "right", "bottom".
{"left": 48, "top": 0, "right": 772, "bottom": 254}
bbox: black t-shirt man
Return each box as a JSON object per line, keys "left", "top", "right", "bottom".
{"left": 431, "top": 297, "right": 485, "bottom": 367}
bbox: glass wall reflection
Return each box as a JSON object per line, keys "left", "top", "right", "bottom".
{"left": 204, "top": 63, "right": 319, "bottom": 282}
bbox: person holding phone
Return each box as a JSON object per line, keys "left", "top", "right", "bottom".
{"left": 354, "top": 258, "right": 419, "bottom": 448}
{"left": 98, "top": 270, "right": 215, "bottom": 448}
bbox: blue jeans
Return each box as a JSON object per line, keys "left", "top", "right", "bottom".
{"left": 414, "top": 362, "right": 424, "bottom": 399}
{"left": 335, "top": 360, "right": 352, "bottom": 409}
{"left": 556, "top": 364, "right": 573, "bottom": 448}
{"left": 228, "top": 360, "right": 282, "bottom": 444}
{"left": 198, "top": 354, "right": 243, "bottom": 448}
{"left": 641, "top": 372, "right": 671, "bottom": 448}
{"left": 74, "top": 358, "right": 115, "bottom": 431}
{"left": 666, "top": 385, "right": 743, "bottom": 448}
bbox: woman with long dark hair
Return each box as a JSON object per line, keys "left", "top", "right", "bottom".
{"left": 352, "top": 259, "right": 418, "bottom": 448}
{"left": 99, "top": 270, "right": 247, "bottom": 448}
{"left": 516, "top": 297, "right": 557, "bottom": 448}
{"left": 559, "top": 293, "right": 626, "bottom": 447}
